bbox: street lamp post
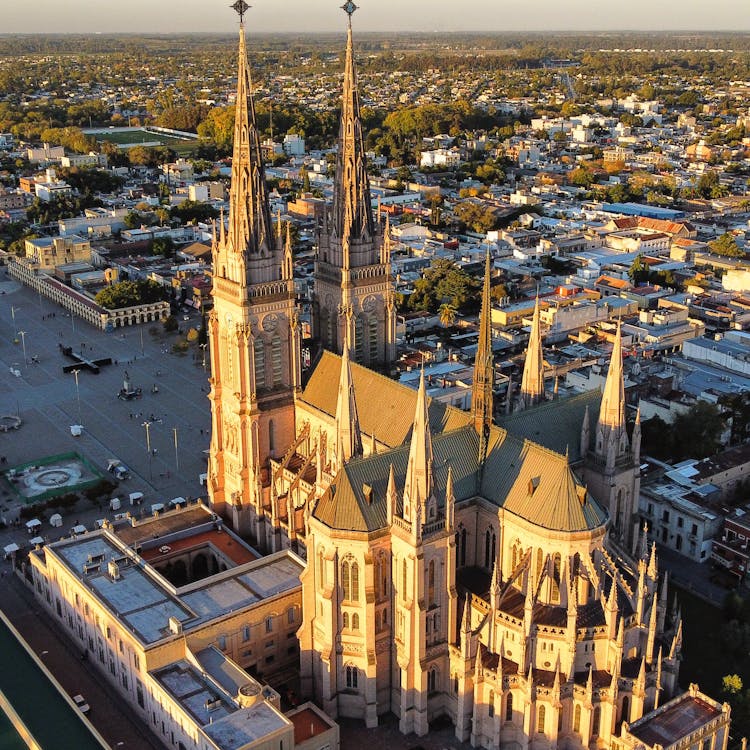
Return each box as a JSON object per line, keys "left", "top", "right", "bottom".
{"left": 142, "top": 421, "right": 152, "bottom": 480}
{"left": 10, "top": 305, "right": 19, "bottom": 336}
{"left": 200, "top": 343, "right": 208, "bottom": 372}
{"left": 173, "top": 427, "right": 179, "bottom": 472}
{"left": 72, "top": 369, "right": 82, "bottom": 426}
{"left": 18, "top": 330, "right": 27, "bottom": 365}
{"left": 140, "top": 327, "right": 144, "bottom": 357}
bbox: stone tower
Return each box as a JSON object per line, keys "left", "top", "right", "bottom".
{"left": 314, "top": 4, "right": 395, "bottom": 368}
{"left": 207, "top": 8, "right": 301, "bottom": 534}
{"left": 582, "top": 323, "right": 641, "bottom": 546}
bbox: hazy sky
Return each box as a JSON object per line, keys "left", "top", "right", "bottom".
{"left": 3, "top": 0, "right": 748, "bottom": 34}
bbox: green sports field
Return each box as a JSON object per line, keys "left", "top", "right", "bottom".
{"left": 93, "top": 128, "right": 193, "bottom": 146}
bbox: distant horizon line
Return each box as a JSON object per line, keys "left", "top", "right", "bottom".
{"left": 2, "top": 28, "right": 750, "bottom": 36}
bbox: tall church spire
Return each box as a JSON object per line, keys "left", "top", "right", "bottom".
{"left": 472, "top": 248, "right": 494, "bottom": 442}
{"left": 519, "top": 296, "right": 544, "bottom": 408}
{"left": 403, "top": 369, "right": 434, "bottom": 516}
{"left": 598, "top": 322, "right": 626, "bottom": 431}
{"left": 334, "top": 338, "right": 363, "bottom": 466}
{"left": 313, "top": 1, "right": 395, "bottom": 366}
{"left": 207, "top": 0, "right": 300, "bottom": 533}
{"left": 332, "top": 1, "right": 374, "bottom": 255}
{"left": 217, "top": 6, "right": 277, "bottom": 285}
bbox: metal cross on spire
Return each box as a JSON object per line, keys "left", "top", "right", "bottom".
{"left": 341, "top": 0, "right": 358, "bottom": 25}
{"left": 231, "top": 0, "right": 250, "bottom": 22}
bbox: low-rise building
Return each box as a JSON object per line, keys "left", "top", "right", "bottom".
{"left": 615, "top": 686, "right": 730, "bottom": 750}
{"left": 25, "top": 235, "right": 92, "bottom": 272}
{"left": 640, "top": 460, "right": 722, "bottom": 563}
{"left": 711, "top": 509, "right": 750, "bottom": 582}
{"left": 28, "top": 506, "right": 309, "bottom": 750}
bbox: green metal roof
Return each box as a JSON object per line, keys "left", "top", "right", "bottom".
{"left": 313, "top": 422, "right": 607, "bottom": 534}
{"left": 499, "top": 389, "right": 602, "bottom": 462}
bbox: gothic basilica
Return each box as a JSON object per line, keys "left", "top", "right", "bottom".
{"left": 206, "top": 5, "right": 730, "bottom": 748}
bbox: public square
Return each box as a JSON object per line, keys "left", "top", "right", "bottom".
{"left": 0, "top": 267, "right": 212, "bottom": 546}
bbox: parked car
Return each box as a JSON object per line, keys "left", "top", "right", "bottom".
{"left": 72, "top": 694, "right": 90, "bottom": 715}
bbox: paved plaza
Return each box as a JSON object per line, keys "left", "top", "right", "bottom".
{"left": 0, "top": 267, "right": 211, "bottom": 547}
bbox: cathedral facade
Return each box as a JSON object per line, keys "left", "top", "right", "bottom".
{"left": 206, "top": 8, "right": 726, "bottom": 749}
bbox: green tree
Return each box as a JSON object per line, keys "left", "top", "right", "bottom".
{"left": 95, "top": 280, "right": 166, "bottom": 309}
{"left": 453, "top": 202, "right": 497, "bottom": 233}
{"left": 163, "top": 315, "right": 178, "bottom": 333}
{"left": 170, "top": 200, "right": 219, "bottom": 225}
{"left": 722, "top": 674, "right": 743, "bottom": 696}
{"left": 629, "top": 254, "right": 650, "bottom": 284}
{"left": 671, "top": 401, "right": 725, "bottom": 461}
{"left": 709, "top": 233, "right": 744, "bottom": 258}
{"left": 569, "top": 166, "right": 595, "bottom": 188}
{"left": 409, "top": 259, "right": 480, "bottom": 314}
{"left": 438, "top": 302, "right": 457, "bottom": 327}
{"left": 151, "top": 237, "right": 175, "bottom": 257}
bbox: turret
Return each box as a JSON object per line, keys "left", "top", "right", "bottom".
{"left": 647, "top": 541, "right": 658, "bottom": 584}
{"left": 519, "top": 296, "right": 544, "bottom": 409}
{"left": 402, "top": 369, "right": 434, "bottom": 532}
{"left": 445, "top": 464, "right": 455, "bottom": 531}
{"left": 646, "top": 595, "right": 658, "bottom": 665}
{"left": 281, "top": 222, "right": 294, "bottom": 281}
{"left": 632, "top": 403, "right": 642, "bottom": 466}
{"left": 334, "top": 338, "right": 363, "bottom": 468}
{"left": 580, "top": 404, "right": 590, "bottom": 457}
{"left": 460, "top": 599, "right": 472, "bottom": 658}
{"left": 386, "top": 462, "right": 397, "bottom": 526}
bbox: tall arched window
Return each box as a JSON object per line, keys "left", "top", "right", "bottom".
{"left": 536, "top": 548, "right": 544, "bottom": 583}
{"left": 505, "top": 693, "right": 513, "bottom": 722}
{"left": 342, "top": 612, "right": 349, "bottom": 629}
{"left": 488, "top": 690, "right": 495, "bottom": 717}
{"left": 592, "top": 706, "right": 601, "bottom": 737}
{"left": 573, "top": 704, "right": 581, "bottom": 733}
{"left": 551, "top": 553, "right": 561, "bottom": 604}
{"left": 342, "top": 560, "right": 351, "bottom": 601}
{"left": 485, "top": 529, "right": 496, "bottom": 568}
{"left": 368, "top": 316, "right": 378, "bottom": 363}
{"left": 428, "top": 667, "right": 438, "bottom": 693}
{"left": 270, "top": 334, "right": 282, "bottom": 387}
{"left": 254, "top": 337, "right": 266, "bottom": 391}
{"left": 537, "top": 704, "right": 546, "bottom": 734}
{"left": 460, "top": 528, "right": 467, "bottom": 566}
{"left": 346, "top": 665, "right": 358, "bottom": 689}
{"left": 351, "top": 562, "right": 359, "bottom": 602}
{"left": 402, "top": 559, "right": 408, "bottom": 600}
{"left": 621, "top": 696, "right": 630, "bottom": 724}
{"left": 268, "top": 419, "right": 275, "bottom": 455}
{"left": 341, "top": 558, "right": 359, "bottom": 602}
{"left": 428, "top": 561, "right": 435, "bottom": 608}
{"left": 318, "top": 549, "right": 325, "bottom": 588}
{"left": 375, "top": 555, "right": 386, "bottom": 601}
{"left": 354, "top": 316, "right": 365, "bottom": 362}
{"left": 352, "top": 613, "right": 359, "bottom": 631}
